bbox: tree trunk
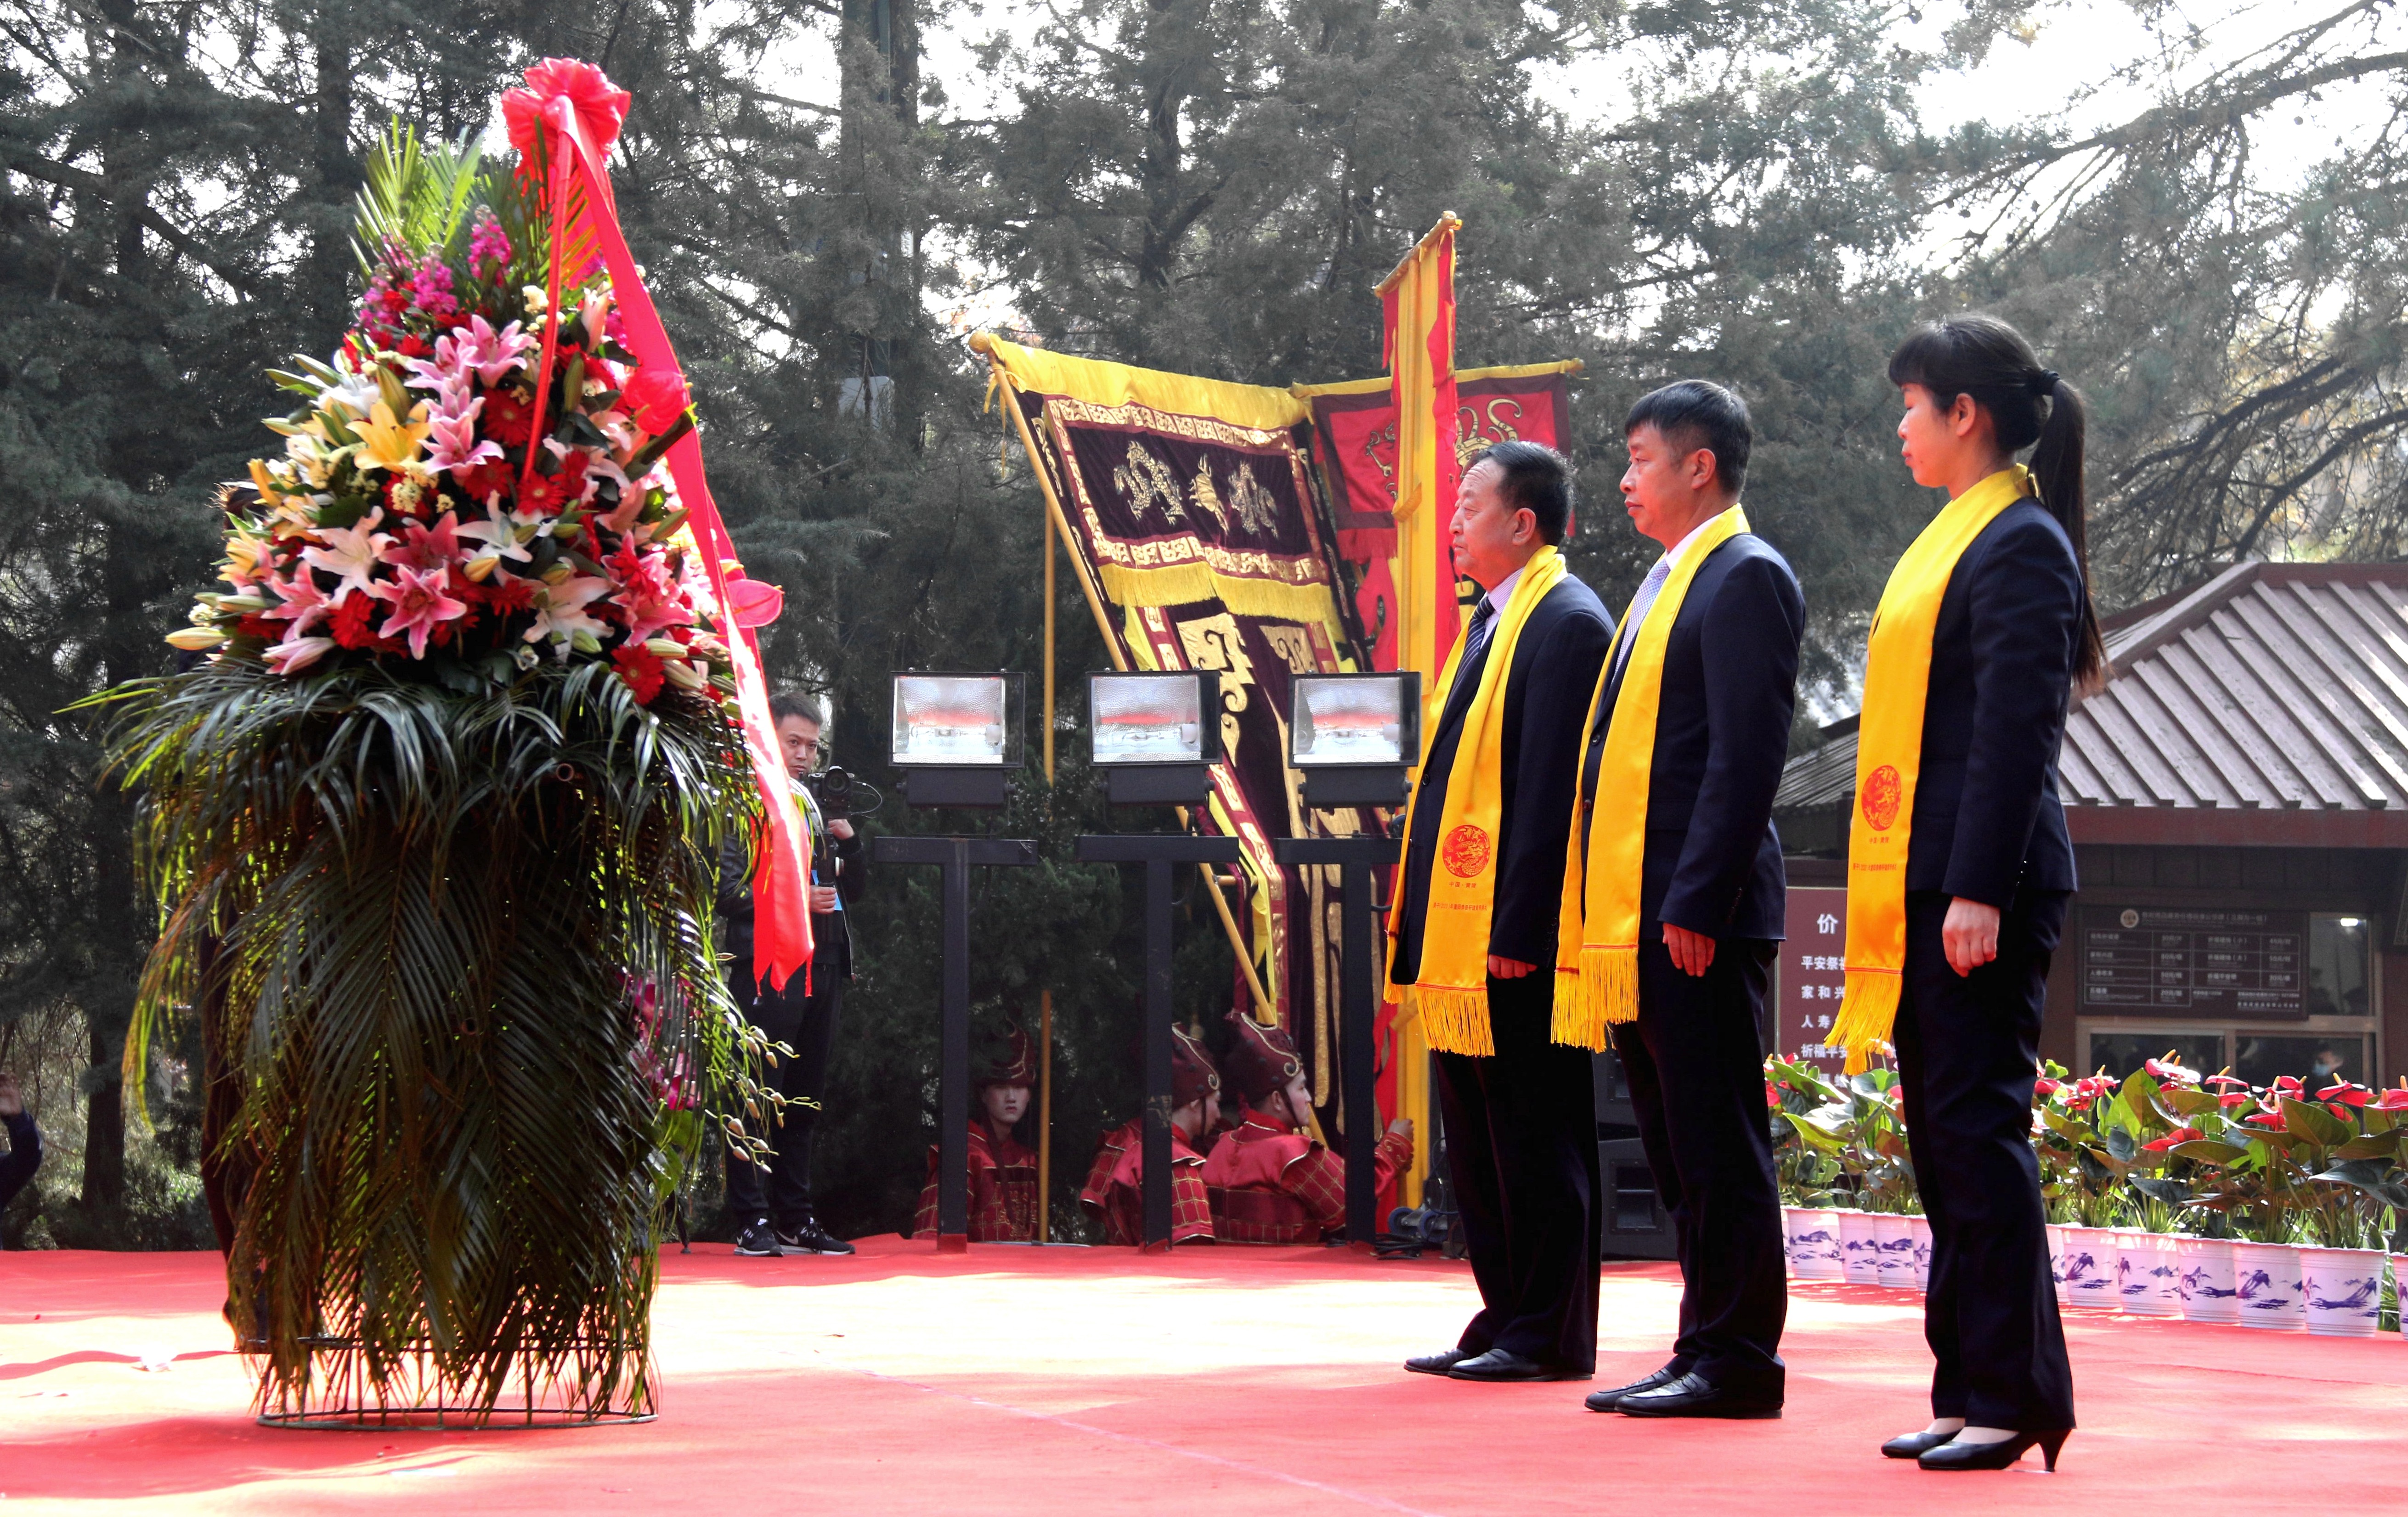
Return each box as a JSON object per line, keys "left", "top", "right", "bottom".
{"left": 307, "top": 11, "right": 356, "bottom": 343}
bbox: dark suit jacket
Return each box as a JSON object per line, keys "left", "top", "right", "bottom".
{"left": 1391, "top": 574, "right": 1614, "bottom": 980}
{"left": 1903, "top": 498, "right": 2083, "bottom": 905}
{"left": 718, "top": 795, "right": 865, "bottom": 984}
{"left": 1582, "top": 533, "right": 1803, "bottom": 941}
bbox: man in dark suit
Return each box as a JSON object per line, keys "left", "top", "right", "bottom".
{"left": 1395, "top": 441, "right": 1614, "bottom": 1382}
{"left": 717, "top": 693, "right": 865, "bottom": 1258}
{"left": 1582, "top": 382, "right": 1803, "bottom": 1419}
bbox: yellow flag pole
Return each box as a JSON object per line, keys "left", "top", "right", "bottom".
{"left": 1038, "top": 470, "right": 1057, "bottom": 1243}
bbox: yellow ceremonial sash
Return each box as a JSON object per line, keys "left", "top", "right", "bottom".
{"left": 1385, "top": 545, "right": 1571, "bottom": 1057}
{"left": 1830, "top": 465, "right": 2034, "bottom": 1073}
{"left": 1551, "top": 505, "right": 1749, "bottom": 1049}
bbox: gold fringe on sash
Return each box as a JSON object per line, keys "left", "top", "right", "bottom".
{"left": 1550, "top": 945, "right": 1639, "bottom": 1052}
{"left": 1829, "top": 969, "right": 1901, "bottom": 1075}
{"left": 1411, "top": 985, "right": 1497, "bottom": 1058}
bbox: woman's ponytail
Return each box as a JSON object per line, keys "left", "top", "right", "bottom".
{"left": 1888, "top": 315, "right": 2106, "bottom": 688}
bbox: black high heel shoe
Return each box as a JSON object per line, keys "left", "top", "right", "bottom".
{"left": 1917, "top": 1429, "right": 2069, "bottom": 1472}
{"left": 1880, "top": 1428, "right": 1959, "bottom": 1459}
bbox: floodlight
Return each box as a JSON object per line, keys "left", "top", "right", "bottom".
{"left": 1288, "top": 671, "right": 1420, "bottom": 807}
{"left": 889, "top": 671, "right": 1024, "bottom": 808}
{"left": 1088, "top": 670, "right": 1222, "bottom": 805}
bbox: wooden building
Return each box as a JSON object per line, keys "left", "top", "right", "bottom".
{"left": 1775, "top": 563, "right": 2408, "bottom": 1087}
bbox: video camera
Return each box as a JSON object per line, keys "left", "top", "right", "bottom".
{"left": 803, "top": 764, "right": 853, "bottom": 819}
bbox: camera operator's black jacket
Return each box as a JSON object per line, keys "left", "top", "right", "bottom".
{"left": 717, "top": 789, "right": 865, "bottom": 984}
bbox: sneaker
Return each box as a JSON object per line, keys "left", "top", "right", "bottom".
{"left": 775, "top": 1218, "right": 856, "bottom": 1256}
{"left": 734, "top": 1220, "right": 783, "bottom": 1257}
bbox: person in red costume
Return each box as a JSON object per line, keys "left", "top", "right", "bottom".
{"left": 1203, "top": 1008, "right": 1414, "bottom": 1244}
{"left": 912, "top": 1023, "right": 1041, "bottom": 1242}
{"left": 1080, "top": 1026, "right": 1221, "bottom": 1244}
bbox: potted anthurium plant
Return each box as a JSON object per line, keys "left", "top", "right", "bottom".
{"left": 2032, "top": 1066, "right": 2126, "bottom": 1310}
{"left": 1778, "top": 1061, "right": 1920, "bottom": 1288}
{"left": 2165, "top": 1075, "right": 2408, "bottom": 1334}
{"left": 1770, "top": 1057, "right": 1846, "bottom": 1280}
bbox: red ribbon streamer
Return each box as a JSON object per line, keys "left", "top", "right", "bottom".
{"left": 504, "top": 58, "right": 814, "bottom": 991}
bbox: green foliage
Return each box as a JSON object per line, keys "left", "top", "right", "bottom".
{"left": 99, "top": 657, "right": 754, "bottom": 1415}
{"left": 350, "top": 125, "right": 485, "bottom": 276}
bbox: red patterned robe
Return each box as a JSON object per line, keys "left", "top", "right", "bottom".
{"left": 1076, "top": 1119, "right": 1215, "bottom": 1244}
{"left": 912, "top": 1122, "right": 1039, "bottom": 1241}
{"left": 1200, "top": 1108, "right": 1414, "bottom": 1244}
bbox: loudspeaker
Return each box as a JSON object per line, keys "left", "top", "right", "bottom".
{"left": 1599, "top": 1136, "right": 1676, "bottom": 1260}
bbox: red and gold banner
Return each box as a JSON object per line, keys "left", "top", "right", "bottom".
{"left": 1301, "top": 362, "right": 1580, "bottom": 672}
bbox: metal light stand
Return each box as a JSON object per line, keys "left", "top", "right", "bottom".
{"left": 882, "top": 671, "right": 1034, "bottom": 1252}
{"left": 1074, "top": 827, "right": 1240, "bottom": 1251}
{"left": 1274, "top": 823, "right": 1400, "bottom": 1251}
{"left": 872, "top": 830, "right": 1037, "bottom": 1252}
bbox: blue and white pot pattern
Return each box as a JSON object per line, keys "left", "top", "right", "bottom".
{"left": 2297, "top": 1246, "right": 2384, "bottom": 1337}
{"left": 2231, "top": 1241, "right": 2306, "bottom": 1329}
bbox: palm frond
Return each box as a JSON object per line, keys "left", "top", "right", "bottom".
{"left": 105, "top": 659, "right": 757, "bottom": 1422}
{"left": 352, "top": 121, "right": 486, "bottom": 275}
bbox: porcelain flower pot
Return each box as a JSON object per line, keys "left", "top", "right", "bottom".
{"left": 1907, "top": 1214, "right": 1933, "bottom": 1291}
{"left": 2394, "top": 1256, "right": 2408, "bottom": 1341}
{"left": 2231, "top": 1241, "right": 2306, "bottom": 1329}
{"left": 1871, "top": 1212, "right": 1915, "bottom": 1290}
{"left": 2175, "top": 1235, "right": 2238, "bottom": 1324}
{"left": 2297, "top": 1246, "right": 2384, "bottom": 1337}
{"left": 1783, "top": 1207, "right": 1844, "bottom": 1280}
{"left": 2058, "top": 1227, "right": 2117, "bottom": 1308}
{"left": 2046, "top": 1224, "right": 2071, "bottom": 1307}
{"left": 1836, "top": 1209, "right": 1881, "bottom": 1286}
{"left": 2115, "top": 1229, "right": 2182, "bottom": 1317}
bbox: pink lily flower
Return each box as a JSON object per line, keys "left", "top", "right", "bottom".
{"left": 263, "top": 631, "right": 337, "bottom": 676}
{"left": 301, "top": 509, "right": 392, "bottom": 604}
{"left": 261, "top": 565, "right": 334, "bottom": 636}
{"left": 425, "top": 401, "right": 503, "bottom": 476}
{"left": 367, "top": 563, "right": 468, "bottom": 658}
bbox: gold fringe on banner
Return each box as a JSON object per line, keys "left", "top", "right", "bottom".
{"left": 1550, "top": 946, "right": 1638, "bottom": 1052}
{"left": 1094, "top": 561, "right": 1348, "bottom": 624}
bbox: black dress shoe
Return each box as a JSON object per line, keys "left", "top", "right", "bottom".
{"left": 1404, "top": 1348, "right": 1476, "bottom": 1376}
{"left": 1446, "top": 1348, "right": 1592, "bottom": 1382}
{"left": 1615, "top": 1371, "right": 1782, "bottom": 1419}
{"left": 1881, "top": 1428, "right": 1959, "bottom": 1459}
{"left": 1918, "top": 1429, "right": 2068, "bottom": 1472}
{"left": 1584, "top": 1365, "right": 1683, "bottom": 1412}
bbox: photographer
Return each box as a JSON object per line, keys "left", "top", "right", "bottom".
{"left": 717, "top": 692, "right": 865, "bottom": 1257}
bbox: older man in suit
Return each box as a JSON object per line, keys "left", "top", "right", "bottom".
{"left": 1393, "top": 441, "right": 1614, "bottom": 1383}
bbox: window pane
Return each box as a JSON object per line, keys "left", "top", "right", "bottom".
{"left": 2233, "top": 1034, "right": 2368, "bottom": 1090}
{"left": 2086, "top": 1032, "right": 2226, "bottom": 1082}
{"left": 2306, "top": 915, "right": 2371, "bottom": 1018}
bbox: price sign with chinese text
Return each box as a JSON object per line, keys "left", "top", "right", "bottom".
{"left": 1781, "top": 886, "right": 1849, "bottom": 1074}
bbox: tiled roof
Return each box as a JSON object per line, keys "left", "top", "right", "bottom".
{"left": 1775, "top": 563, "right": 2408, "bottom": 849}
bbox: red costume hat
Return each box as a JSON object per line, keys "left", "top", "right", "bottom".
{"left": 1222, "top": 1007, "right": 1304, "bottom": 1106}
{"left": 975, "top": 1021, "right": 1038, "bottom": 1090}
{"left": 1171, "top": 1024, "right": 1221, "bottom": 1109}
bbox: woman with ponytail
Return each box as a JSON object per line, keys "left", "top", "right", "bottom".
{"left": 1831, "top": 314, "right": 2097, "bottom": 1473}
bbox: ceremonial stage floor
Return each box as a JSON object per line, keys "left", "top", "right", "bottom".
{"left": 3, "top": 1238, "right": 2402, "bottom": 1514}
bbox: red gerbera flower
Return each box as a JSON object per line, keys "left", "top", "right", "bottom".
{"left": 330, "top": 593, "right": 380, "bottom": 650}
{"left": 483, "top": 390, "right": 536, "bottom": 447}
{"left": 612, "top": 643, "right": 665, "bottom": 705}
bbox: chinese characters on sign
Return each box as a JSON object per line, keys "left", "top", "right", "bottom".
{"left": 2079, "top": 907, "right": 2308, "bottom": 1021}
{"left": 1781, "top": 886, "right": 1849, "bottom": 1075}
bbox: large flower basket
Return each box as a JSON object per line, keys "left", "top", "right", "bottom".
{"left": 102, "top": 62, "right": 811, "bottom": 1428}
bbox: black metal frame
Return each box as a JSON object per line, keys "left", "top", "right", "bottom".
{"left": 1074, "top": 832, "right": 1242, "bottom": 1248}
{"left": 1272, "top": 831, "right": 1400, "bottom": 1247}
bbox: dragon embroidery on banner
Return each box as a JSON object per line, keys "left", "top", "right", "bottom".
{"left": 1114, "top": 440, "right": 1187, "bottom": 524}
{"left": 1225, "top": 460, "right": 1281, "bottom": 536}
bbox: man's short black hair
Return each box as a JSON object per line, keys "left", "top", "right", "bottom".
{"left": 1625, "top": 380, "right": 1752, "bottom": 496}
{"left": 1466, "top": 440, "right": 1574, "bottom": 545}
{"left": 769, "top": 691, "right": 825, "bottom": 728}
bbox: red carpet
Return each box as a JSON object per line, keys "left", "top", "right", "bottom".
{"left": 4, "top": 1237, "right": 2402, "bottom": 1513}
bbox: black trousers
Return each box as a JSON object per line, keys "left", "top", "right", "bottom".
{"left": 1434, "top": 971, "right": 1601, "bottom": 1370}
{"left": 1894, "top": 888, "right": 2075, "bottom": 1431}
{"left": 1612, "top": 933, "right": 1786, "bottom": 1399}
{"left": 725, "top": 945, "right": 844, "bottom": 1229}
